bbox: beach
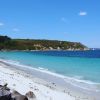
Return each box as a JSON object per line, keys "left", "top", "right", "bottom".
{"left": 0, "top": 60, "right": 75, "bottom": 100}
{"left": 0, "top": 59, "right": 100, "bottom": 100}
{"left": 0, "top": 0, "right": 100, "bottom": 99}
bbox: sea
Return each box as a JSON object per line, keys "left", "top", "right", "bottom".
{"left": 0, "top": 50, "right": 100, "bottom": 91}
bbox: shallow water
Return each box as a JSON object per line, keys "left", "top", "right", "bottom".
{"left": 0, "top": 50, "right": 100, "bottom": 84}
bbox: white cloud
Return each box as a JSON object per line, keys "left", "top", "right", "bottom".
{"left": 79, "top": 11, "right": 87, "bottom": 16}
{"left": 61, "top": 17, "right": 67, "bottom": 22}
{"left": 0, "top": 22, "right": 4, "bottom": 26}
{"left": 13, "top": 28, "right": 20, "bottom": 32}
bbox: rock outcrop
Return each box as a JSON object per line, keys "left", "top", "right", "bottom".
{"left": 11, "top": 90, "right": 28, "bottom": 100}
{"left": 25, "top": 91, "right": 36, "bottom": 99}
{"left": 0, "top": 84, "right": 11, "bottom": 100}
{"left": 0, "top": 83, "right": 37, "bottom": 100}
{"left": 0, "top": 84, "right": 31, "bottom": 100}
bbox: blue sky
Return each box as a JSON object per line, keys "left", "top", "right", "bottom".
{"left": 0, "top": 0, "right": 100, "bottom": 48}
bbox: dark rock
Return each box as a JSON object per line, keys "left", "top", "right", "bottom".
{"left": 25, "top": 91, "right": 36, "bottom": 98}
{"left": 0, "top": 94, "right": 11, "bottom": 100}
{"left": 0, "top": 84, "right": 11, "bottom": 100}
{"left": 13, "top": 95, "right": 28, "bottom": 100}
{"left": 11, "top": 90, "right": 28, "bottom": 100}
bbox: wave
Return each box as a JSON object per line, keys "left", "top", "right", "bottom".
{"left": 38, "top": 67, "right": 49, "bottom": 71}
{"left": 0, "top": 58, "right": 100, "bottom": 92}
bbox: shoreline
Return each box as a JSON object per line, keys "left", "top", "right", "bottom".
{"left": 0, "top": 59, "right": 100, "bottom": 100}
{"left": 0, "top": 49, "right": 90, "bottom": 52}
{"left": 0, "top": 60, "right": 75, "bottom": 100}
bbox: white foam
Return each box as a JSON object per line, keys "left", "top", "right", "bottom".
{"left": 38, "top": 67, "right": 48, "bottom": 71}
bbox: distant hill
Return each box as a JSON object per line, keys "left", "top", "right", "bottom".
{"left": 0, "top": 35, "right": 88, "bottom": 50}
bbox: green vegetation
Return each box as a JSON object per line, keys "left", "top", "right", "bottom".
{"left": 0, "top": 35, "right": 88, "bottom": 50}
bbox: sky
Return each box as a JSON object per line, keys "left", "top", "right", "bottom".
{"left": 0, "top": 0, "right": 100, "bottom": 48}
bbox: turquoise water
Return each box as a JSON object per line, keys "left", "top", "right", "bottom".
{"left": 0, "top": 51, "right": 100, "bottom": 83}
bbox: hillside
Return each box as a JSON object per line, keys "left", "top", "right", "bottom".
{"left": 0, "top": 36, "right": 88, "bottom": 50}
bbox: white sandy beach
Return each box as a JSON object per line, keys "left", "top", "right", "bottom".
{"left": 0, "top": 59, "right": 100, "bottom": 100}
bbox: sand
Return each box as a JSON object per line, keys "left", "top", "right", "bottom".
{"left": 0, "top": 59, "right": 100, "bottom": 100}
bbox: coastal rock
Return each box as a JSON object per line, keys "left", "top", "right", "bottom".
{"left": 0, "top": 84, "right": 11, "bottom": 100}
{"left": 0, "top": 94, "right": 11, "bottom": 100}
{"left": 25, "top": 91, "right": 36, "bottom": 98}
{"left": 11, "top": 90, "right": 28, "bottom": 100}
